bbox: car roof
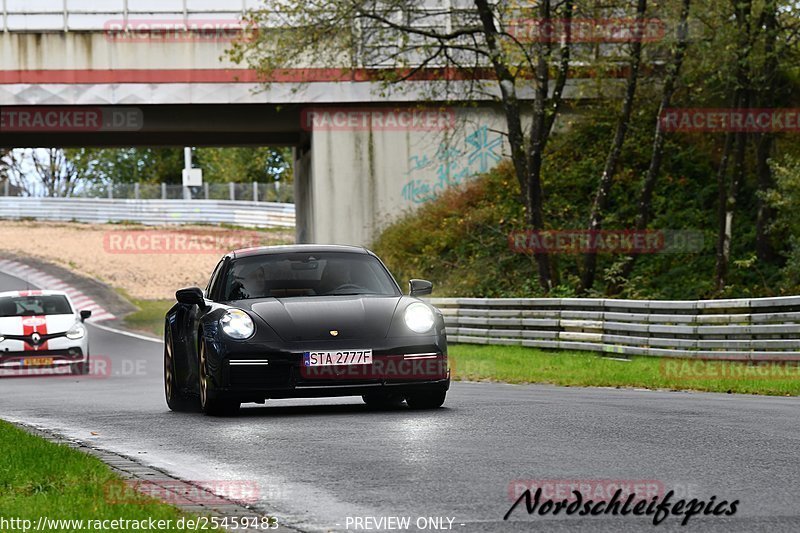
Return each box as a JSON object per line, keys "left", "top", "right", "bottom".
{"left": 230, "top": 244, "right": 371, "bottom": 259}
{"left": 0, "top": 290, "right": 70, "bottom": 299}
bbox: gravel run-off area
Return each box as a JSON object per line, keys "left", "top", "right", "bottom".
{"left": 0, "top": 221, "right": 294, "bottom": 300}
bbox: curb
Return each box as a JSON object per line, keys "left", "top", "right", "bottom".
{"left": 0, "top": 258, "right": 116, "bottom": 321}
{"left": 10, "top": 421, "right": 302, "bottom": 533}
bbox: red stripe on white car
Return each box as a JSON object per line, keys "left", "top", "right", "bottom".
{"left": 17, "top": 290, "right": 43, "bottom": 297}
{"left": 21, "top": 315, "right": 48, "bottom": 351}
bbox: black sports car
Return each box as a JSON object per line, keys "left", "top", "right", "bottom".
{"left": 164, "top": 245, "right": 449, "bottom": 415}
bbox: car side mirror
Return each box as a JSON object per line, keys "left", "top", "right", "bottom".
{"left": 409, "top": 279, "right": 433, "bottom": 296}
{"left": 80, "top": 310, "right": 92, "bottom": 322}
{"left": 176, "top": 287, "right": 207, "bottom": 308}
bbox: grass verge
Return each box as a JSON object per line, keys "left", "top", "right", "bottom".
{"left": 449, "top": 344, "right": 800, "bottom": 396}
{"left": 0, "top": 420, "right": 222, "bottom": 532}
{"left": 117, "top": 291, "right": 173, "bottom": 338}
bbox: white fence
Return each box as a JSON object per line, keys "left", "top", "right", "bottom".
{"left": 430, "top": 296, "right": 800, "bottom": 361}
{"left": 0, "top": 0, "right": 262, "bottom": 32}
{"left": 0, "top": 197, "right": 295, "bottom": 228}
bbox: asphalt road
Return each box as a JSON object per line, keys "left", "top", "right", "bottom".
{"left": 1, "top": 270, "right": 799, "bottom": 532}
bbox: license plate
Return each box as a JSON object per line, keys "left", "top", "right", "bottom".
{"left": 24, "top": 357, "right": 54, "bottom": 367}
{"left": 303, "top": 350, "right": 373, "bottom": 367}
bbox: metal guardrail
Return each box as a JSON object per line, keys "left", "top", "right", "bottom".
{"left": 0, "top": 0, "right": 261, "bottom": 32}
{"left": 429, "top": 297, "right": 800, "bottom": 361}
{"left": 2, "top": 181, "right": 293, "bottom": 203}
{"left": 0, "top": 197, "right": 295, "bottom": 228}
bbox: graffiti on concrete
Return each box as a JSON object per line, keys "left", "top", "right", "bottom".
{"left": 401, "top": 125, "right": 504, "bottom": 204}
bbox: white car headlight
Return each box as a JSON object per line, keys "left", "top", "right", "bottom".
{"left": 66, "top": 322, "right": 86, "bottom": 340}
{"left": 220, "top": 309, "right": 255, "bottom": 339}
{"left": 404, "top": 303, "right": 435, "bottom": 334}
{"left": 0, "top": 335, "right": 4, "bottom": 342}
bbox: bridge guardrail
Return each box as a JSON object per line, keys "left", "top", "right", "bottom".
{"left": 0, "top": 197, "right": 295, "bottom": 228}
{"left": 428, "top": 297, "right": 800, "bottom": 361}
{"left": 1, "top": 181, "right": 293, "bottom": 203}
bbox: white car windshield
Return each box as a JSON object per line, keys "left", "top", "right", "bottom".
{"left": 0, "top": 295, "right": 73, "bottom": 317}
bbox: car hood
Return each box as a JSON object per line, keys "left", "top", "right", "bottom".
{"left": 0, "top": 314, "right": 76, "bottom": 336}
{"left": 243, "top": 295, "right": 402, "bottom": 342}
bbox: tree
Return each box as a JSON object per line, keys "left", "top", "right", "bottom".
{"left": 713, "top": 0, "right": 752, "bottom": 293}
{"left": 580, "top": 0, "right": 647, "bottom": 293}
{"left": 610, "top": 0, "right": 692, "bottom": 293}
{"left": 709, "top": 0, "right": 797, "bottom": 292}
{"left": 229, "top": 0, "right": 576, "bottom": 291}
{"left": 86, "top": 148, "right": 185, "bottom": 185}
{"left": 753, "top": 0, "right": 780, "bottom": 263}
{"left": 0, "top": 149, "right": 11, "bottom": 190}
{"left": 5, "top": 148, "right": 97, "bottom": 197}
{"left": 195, "top": 147, "right": 293, "bottom": 183}
{"left": 77, "top": 147, "right": 292, "bottom": 185}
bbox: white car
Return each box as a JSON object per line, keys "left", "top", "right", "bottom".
{"left": 0, "top": 290, "right": 91, "bottom": 375}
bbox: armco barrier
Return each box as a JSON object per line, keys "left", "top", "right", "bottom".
{"left": 429, "top": 296, "right": 800, "bottom": 361}
{"left": 0, "top": 197, "right": 295, "bottom": 228}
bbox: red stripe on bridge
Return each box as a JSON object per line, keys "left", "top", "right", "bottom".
{"left": 0, "top": 68, "right": 500, "bottom": 85}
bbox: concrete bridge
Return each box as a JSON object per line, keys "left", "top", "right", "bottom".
{"left": 0, "top": 1, "right": 593, "bottom": 246}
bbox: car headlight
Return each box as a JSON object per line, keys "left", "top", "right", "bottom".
{"left": 220, "top": 309, "right": 255, "bottom": 340}
{"left": 66, "top": 322, "right": 86, "bottom": 340}
{"left": 404, "top": 302, "right": 435, "bottom": 334}
{"left": 0, "top": 335, "right": 4, "bottom": 342}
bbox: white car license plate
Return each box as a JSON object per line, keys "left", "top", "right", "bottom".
{"left": 303, "top": 350, "right": 373, "bottom": 367}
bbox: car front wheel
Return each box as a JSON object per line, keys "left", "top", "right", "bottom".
{"left": 71, "top": 355, "right": 90, "bottom": 375}
{"left": 198, "top": 338, "right": 240, "bottom": 417}
{"left": 164, "top": 329, "right": 200, "bottom": 412}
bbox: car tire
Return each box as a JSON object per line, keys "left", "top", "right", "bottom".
{"left": 202, "top": 396, "right": 241, "bottom": 417}
{"left": 165, "top": 329, "right": 200, "bottom": 412}
{"left": 71, "top": 356, "right": 90, "bottom": 376}
{"left": 362, "top": 392, "right": 405, "bottom": 410}
{"left": 198, "top": 338, "right": 240, "bottom": 417}
{"left": 405, "top": 390, "right": 447, "bottom": 409}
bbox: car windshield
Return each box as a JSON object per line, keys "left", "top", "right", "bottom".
{"left": 0, "top": 295, "right": 73, "bottom": 317}
{"left": 222, "top": 252, "right": 401, "bottom": 300}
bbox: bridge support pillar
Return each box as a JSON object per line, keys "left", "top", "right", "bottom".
{"left": 299, "top": 107, "right": 507, "bottom": 247}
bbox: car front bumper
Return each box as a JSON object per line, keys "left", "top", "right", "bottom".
{"left": 0, "top": 347, "right": 87, "bottom": 372}
{"left": 205, "top": 336, "right": 449, "bottom": 401}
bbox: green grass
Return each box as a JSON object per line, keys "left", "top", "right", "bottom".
{"left": 117, "top": 291, "right": 173, "bottom": 338}
{"left": 449, "top": 344, "right": 800, "bottom": 396}
{"left": 0, "top": 420, "right": 223, "bottom": 532}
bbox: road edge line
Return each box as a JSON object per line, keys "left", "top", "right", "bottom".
{"left": 89, "top": 321, "right": 164, "bottom": 344}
